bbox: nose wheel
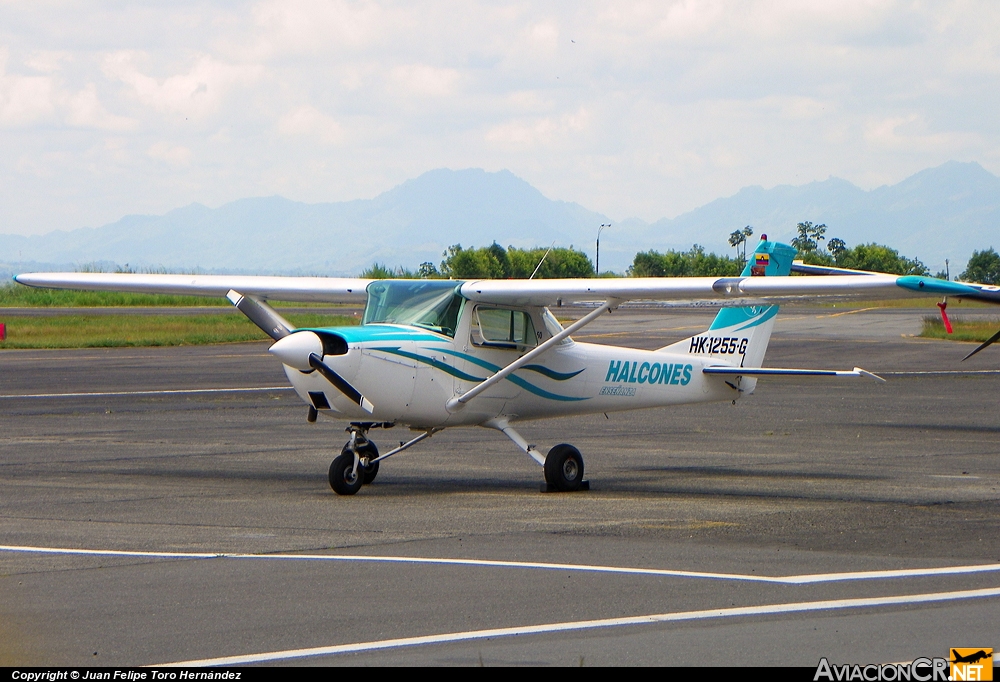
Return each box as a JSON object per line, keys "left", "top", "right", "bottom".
{"left": 329, "top": 440, "right": 379, "bottom": 495}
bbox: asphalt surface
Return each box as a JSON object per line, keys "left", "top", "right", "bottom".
{"left": 1, "top": 307, "right": 998, "bottom": 667}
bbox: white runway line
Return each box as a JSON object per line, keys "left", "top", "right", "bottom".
{"left": 0, "top": 386, "right": 294, "bottom": 399}
{"left": 156, "top": 586, "right": 1000, "bottom": 666}
{"left": 3, "top": 544, "right": 999, "bottom": 585}
{"left": 879, "top": 370, "right": 1000, "bottom": 375}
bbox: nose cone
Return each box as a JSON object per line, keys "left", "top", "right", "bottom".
{"left": 268, "top": 331, "right": 323, "bottom": 370}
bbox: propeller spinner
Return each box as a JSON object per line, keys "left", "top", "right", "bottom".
{"left": 226, "top": 290, "right": 374, "bottom": 414}
{"left": 269, "top": 331, "right": 374, "bottom": 414}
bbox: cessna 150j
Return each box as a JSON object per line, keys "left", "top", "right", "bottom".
{"left": 14, "top": 238, "right": 1000, "bottom": 495}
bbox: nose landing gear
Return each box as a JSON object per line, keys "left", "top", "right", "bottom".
{"left": 328, "top": 422, "right": 434, "bottom": 495}
{"left": 328, "top": 424, "right": 384, "bottom": 495}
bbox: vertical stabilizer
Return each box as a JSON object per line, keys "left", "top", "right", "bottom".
{"left": 660, "top": 240, "right": 797, "bottom": 390}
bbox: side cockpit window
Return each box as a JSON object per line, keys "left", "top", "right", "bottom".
{"left": 471, "top": 307, "right": 537, "bottom": 349}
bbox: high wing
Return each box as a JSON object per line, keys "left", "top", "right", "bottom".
{"left": 12, "top": 272, "right": 371, "bottom": 304}
{"left": 14, "top": 271, "right": 1000, "bottom": 306}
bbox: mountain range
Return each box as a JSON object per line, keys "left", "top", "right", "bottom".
{"left": 2, "top": 161, "right": 998, "bottom": 278}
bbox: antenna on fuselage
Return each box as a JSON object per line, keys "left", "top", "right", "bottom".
{"left": 529, "top": 242, "right": 556, "bottom": 279}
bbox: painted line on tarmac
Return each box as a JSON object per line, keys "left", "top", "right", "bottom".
{"left": 156, "top": 586, "right": 1000, "bottom": 666}
{"left": 3, "top": 544, "right": 999, "bottom": 585}
{"left": 879, "top": 370, "right": 1000, "bottom": 375}
{"left": 0, "top": 386, "right": 294, "bottom": 399}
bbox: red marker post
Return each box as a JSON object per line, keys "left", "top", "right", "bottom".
{"left": 0, "top": 322, "right": 5, "bottom": 341}
{"left": 937, "top": 301, "right": 953, "bottom": 334}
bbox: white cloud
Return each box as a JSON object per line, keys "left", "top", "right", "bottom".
{"left": 0, "top": 53, "right": 56, "bottom": 126}
{"left": 389, "top": 64, "right": 460, "bottom": 97}
{"left": 1, "top": 0, "right": 1000, "bottom": 234}
{"left": 103, "top": 52, "right": 261, "bottom": 120}
{"left": 864, "top": 114, "right": 980, "bottom": 153}
{"left": 64, "top": 84, "right": 137, "bottom": 131}
{"left": 485, "top": 108, "right": 590, "bottom": 149}
{"left": 147, "top": 141, "right": 192, "bottom": 166}
{"left": 250, "top": 0, "right": 392, "bottom": 56}
{"left": 277, "top": 105, "right": 344, "bottom": 144}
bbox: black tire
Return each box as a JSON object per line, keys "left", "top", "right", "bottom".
{"left": 341, "top": 442, "right": 379, "bottom": 485}
{"left": 329, "top": 452, "right": 363, "bottom": 495}
{"left": 543, "top": 444, "right": 584, "bottom": 492}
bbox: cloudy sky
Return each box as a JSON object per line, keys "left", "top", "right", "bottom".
{"left": 2, "top": 0, "right": 999, "bottom": 237}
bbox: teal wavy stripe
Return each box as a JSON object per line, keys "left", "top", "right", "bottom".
{"left": 372, "top": 347, "right": 485, "bottom": 383}
{"left": 436, "top": 348, "right": 501, "bottom": 373}
{"left": 503, "top": 374, "right": 589, "bottom": 402}
{"left": 376, "top": 347, "right": 587, "bottom": 402}
{"left": 732, "top": 304, "right": 778, "bottom": 332}
{"left": 521, "top": 364, "right": 585, "bottom": 381}
{"left": 433, "top": 349, "right": 588, "bottom": 402}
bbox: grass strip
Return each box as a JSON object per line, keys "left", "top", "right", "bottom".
{"left": 0, "top": 284, "right": 354, "bottom": 308}
{"left": 920, "top": 316, "right": 1000, "bottom": 343}
{"left": 0, "top": 313, "right": 358, "bottom": 349}
{"left": 0, "top": 284, "right": 228, "bottom": 308}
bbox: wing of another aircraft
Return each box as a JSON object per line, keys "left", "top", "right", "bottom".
{"left": 459, "top": 273, "right": 1000, "bottom": 307}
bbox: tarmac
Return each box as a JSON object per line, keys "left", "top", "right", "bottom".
{"left": 0, "top": 307, "right": 998, "bottom": 666}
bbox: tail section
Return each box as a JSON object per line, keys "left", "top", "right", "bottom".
{"left": 661, "top": 239, "right": 797, "bottom": 373}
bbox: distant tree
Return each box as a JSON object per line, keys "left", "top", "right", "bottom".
{"left": 417, "top": 262, "right": 440, "bottom": 278}
{"left": 959, "top": 248, "right": 1000, "bottom": 284}
{"left": 629, "top": 245, "right": 742, "bottom": 277}
{"left": 728, "top": 225, "right": 754, "bottom": 264}
{"left": 485, "top": 242, "right": 510, "bottom": 275}
{"left": 440, "top": 243, "right": 593, "bottom": 279}
{"left": 505, "top": 245, "right": 594, "bottom": 278}
{"left": 828, "top": 238, "right": 847, "bottom": 258}
{"left": 440, "top": 244, "right": 505, "bottom": 279}
{"left": 835, "top": 243, "right": 929, "bottom": 276}
{"left": 799, "top": 250, "right": 835, "bottom": 266}
{"left": 361, "top": 263, "right": 397, "bottom": 279}
{"left": 791, "top": 221, "right": 827, "bottom": 254}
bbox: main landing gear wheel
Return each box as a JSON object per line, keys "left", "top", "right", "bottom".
{"left": 329, "top": 452, "right": 363, "bottom": 496}
{"left": 341, "top": 442, "right": 379, "bottom": 484}
{"left": 543, "top": 444, "right": 586, "bottom": 492}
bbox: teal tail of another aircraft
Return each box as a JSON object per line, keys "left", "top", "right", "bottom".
{"left": 660, "top": 238, "right": 798, "bottom": 373}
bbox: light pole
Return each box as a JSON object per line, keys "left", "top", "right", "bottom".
{"left": 597, "top": 223, "right": 609, "bottom": 276}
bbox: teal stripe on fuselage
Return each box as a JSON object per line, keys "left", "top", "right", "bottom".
{"left": 435, "top": 348, "right": 588, "bottom": 402}
{"left": 371, "top": 347, "right": 485, "bottom": 383}
{"left": 521, "top": 365, "right": 585, "bottom": 381}
{"left": 305, "top": 324, "right": 450, "bottom": 344}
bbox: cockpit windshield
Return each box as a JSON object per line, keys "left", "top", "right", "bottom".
{"left": 363, "top": 280, "right": 465, "bottom": 337}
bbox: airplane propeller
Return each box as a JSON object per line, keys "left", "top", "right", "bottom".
{"left": 963, "top": 327, "right": 1000, "bottom": 361}
{"left": 226, "top": 290, "right": 293, "bottom": 341}
{"left": 268, "top": 330, "right": 374, "bottom": 414}
{"left": 308, "top": 352, "right": 374, "bottom": 413}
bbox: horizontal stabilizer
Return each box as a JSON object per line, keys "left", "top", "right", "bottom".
{"left": 703, "top": 366, "right": 885, "bottom": 383}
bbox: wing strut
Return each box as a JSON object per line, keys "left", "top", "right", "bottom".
{"left": 446, "top": 298, "right": 621, "bottom": 412}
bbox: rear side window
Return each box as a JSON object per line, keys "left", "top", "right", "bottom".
{"left": 472, "top": 307, "right": 537, "bottom": 349}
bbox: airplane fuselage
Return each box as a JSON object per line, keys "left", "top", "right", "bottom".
{"left": 282, "top": 322, "right": 736, "bottom": 428}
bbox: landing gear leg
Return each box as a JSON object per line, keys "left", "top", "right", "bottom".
{"left": 484, "top": 418, "right": 589, "bottom": 493}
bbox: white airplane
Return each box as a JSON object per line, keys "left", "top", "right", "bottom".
{"left": 14, "top": 238, "right": 1000, "bottom": 495}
